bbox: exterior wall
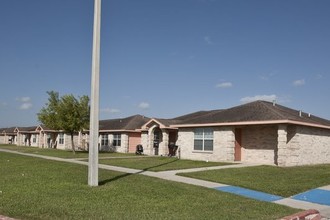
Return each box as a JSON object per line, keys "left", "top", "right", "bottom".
{"left": 285, "top": 126, "right": 330, "bottom": 166}
{"left": 56, "top": 133, "right": 73, "bottom": 150}
{"left": 277, "top": 125, "right": 288, "bottom": 166}
{"left": 177, "top": 127, "right": 235, "bottom": 162}
{"left": 98, "top": 133, "right": 129, "bottom": 153}
{"left": 141, "top": 131, "right": 149, "bottom": 154}
{"left": 0, "top": 135, "right": 4, "bottom": 144}
{"left": 241, "top": 125, "right": 278, "bottom": 165}
{"left": 128, "top": 133, "right": 141, "bottom": 153}
{"left": 117, "top": 133, "right": 128, "bottom": 153}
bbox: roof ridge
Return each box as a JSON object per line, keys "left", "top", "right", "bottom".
{"left": 259, "top": 101, "right": 288, "bottom": 119}
{"left": 124, "top": 115, "right": 140, "bottom": 129}
{"left": 124, "top": 114, "right": 149, "bottom": 130}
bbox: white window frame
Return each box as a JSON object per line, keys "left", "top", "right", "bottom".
{"left": 101, "top": 134, "right": 109, "bottom": 146}
{"left": 32, "top": 134, "right": 37, "bottom": 143}
{"left": 59, "top": 133, "right": 64, "bottom": 145}
{"left": 193, "top": 128, "right": 214, "bottom": 151}
{"left": 113, "top": 133, "right": 121, "bottom": 147}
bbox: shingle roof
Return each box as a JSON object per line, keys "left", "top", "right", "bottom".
{"left": 99, "top": 115, "right": 150, "bottom": 131}
{"left": 173, "top": 101, "right": 330, "bottom": 127}
{"left": 0, "top": 127, "right": 17, "bottom": 134}
{"left": 16, "top": 126, "right": 38, "bottom": 132}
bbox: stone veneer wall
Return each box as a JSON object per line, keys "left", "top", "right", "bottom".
{"left": 117, "top": 133, "right": 129, "bottom": 153}
{"left": 241, "top": 125, "right": 278, "bottom": 165}
{"left": 159, "top": 130, "right": 169, "bottom": 156}
{"left": 141, "top": 131, "right": 150, "bottom": 155}
{"left": 177, "top": 127, "right": 235, "bottom": 162}
{"left": 285, "top": 125, "right": 330, "bottom": 166}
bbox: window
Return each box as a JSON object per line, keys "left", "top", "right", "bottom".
{"left": 32, "top": 134, "right": 37, "bottom": 143}
{"left": 113, "top": 133, "right": 121, "bottom": 147}
{"left": 101, "top": 134, "right": 109, "bottom": 146}
{"left": 194, "top": 128, "right": 213, "bottom": 151}
{"left": 59, "top": 133, "right": 64, "bottom": 145}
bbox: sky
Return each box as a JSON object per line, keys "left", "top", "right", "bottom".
{"left": 0, "top": 0, "right": 330, "bottom": 127}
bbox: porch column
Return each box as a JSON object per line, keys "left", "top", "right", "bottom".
{"left": 160, "top": 130, "right": 169, "bottom": 156}
{"left": 141, "top": 131, "right": 149, "bottom": 154}
{"left": 121, "top": 134, "right": 129, "bottom": 153}
{"left": 277, "top": 125, "right": 288, "bottom": 166}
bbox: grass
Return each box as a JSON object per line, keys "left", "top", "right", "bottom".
{"left": 0, "top": 144, "right": 234, "bottom": 171}
{"left": 0, "top": 144, "right": 136, "bottom": 158}
{"left": 0, "top": 151, "right": 299, "bottom": 220}
{"left": 179, "top": 165, "right": 330, "bottom": 197}
{"left": 99, "top": 156, "right": 233, "bottom": 172}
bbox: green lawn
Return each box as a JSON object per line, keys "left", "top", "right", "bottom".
{"left": 0, "top": 144, "right": 234, "bottom": 171}
{"left": 0, "top": 144, "right": 136, "bottom": 158}
{"left": 99, "top": 157, "right": 233, "bottom": 172}
{"left": 0, "top": 152, "right": 299, "bottom": 220}
{"left": 179, "top": 165, "right": 330, "bottom": 197}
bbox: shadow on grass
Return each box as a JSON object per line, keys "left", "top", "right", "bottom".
{"left": 141, "top": 157, "right": 179, "bottom": 172}
{"left": 98, "top": 157, "right": 179, "bottom": 185}
{"left": 99, "top": 173, "right": 133, "bottom": 186}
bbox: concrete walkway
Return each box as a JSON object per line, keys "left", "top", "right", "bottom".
{"left": 1, "top": 148, "right": 330, "bottom": 218}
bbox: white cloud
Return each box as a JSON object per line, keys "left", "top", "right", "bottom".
{"left": 216, "top": 82, "right": 233, "bottom": 88}
{"left": 138, "top": 102, "right": 150, "bottom": 110}
{"left": 16, "top": 97, "right": 31, "bottom": 102}
{"left": 16, "top": 96, "right": 32, "bottom": 110}
{"left": 204, "top": 36, "right": 214, "bottom": 45}
{"left": 19, "top": 103, "right": 33, "bottom": 110}
{"left": 240, "top": 94, "right": 277, "bottom": 103}
{"left": 100, "top": 108, "right": 121, "bottom": 114}
{"left": 293, "top": 79, "right": 305, "bottom": 86}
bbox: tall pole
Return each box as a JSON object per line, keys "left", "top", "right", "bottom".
{"left": 88, "top": 0, "right": 101, "bottom": 186}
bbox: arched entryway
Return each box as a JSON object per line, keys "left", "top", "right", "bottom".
{"left": 153, "top": 127, "right": 162, "bottom": 155}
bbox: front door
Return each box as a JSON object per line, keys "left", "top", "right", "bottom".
{"left": 153, "top": 129, "right": 161, "bottom": 155}
{"left": 234, "top": 128, "right": 242, "bottom": 161}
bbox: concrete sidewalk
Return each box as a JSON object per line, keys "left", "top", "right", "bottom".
{"left": 1, "top": 148, "right": 330, "bottom": 218}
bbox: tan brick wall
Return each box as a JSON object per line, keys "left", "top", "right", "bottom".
{"left": 286, "top": 126, "right": 330, "bottom": 166}
{"left": 177, "top": 127, "right": 235, "bottom": 162}
{"left": 241, "top": 125, "right": 278, "bottom": 165}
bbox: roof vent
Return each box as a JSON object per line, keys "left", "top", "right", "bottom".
{"left": 308, "top": 113, "right": 311, "bottom": 118}
{"left": 272, "top": 100, "right": 276, "bottom": 106}
{"left": 299, "top": 110, "right": 302, "bottom": 117}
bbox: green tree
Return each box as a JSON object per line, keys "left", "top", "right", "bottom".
{"left": 38, "top": 91, "right": 90, "bottom": 153}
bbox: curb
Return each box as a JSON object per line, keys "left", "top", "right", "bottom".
{"left": 0, "top": 215, "right": 18, "bottom": 220}
{"left": 279, "top": 209, "right": 325, "bottom": 220}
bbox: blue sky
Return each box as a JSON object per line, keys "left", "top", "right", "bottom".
{"left": 0, "top": 0, "right": 330, "bottom": 127}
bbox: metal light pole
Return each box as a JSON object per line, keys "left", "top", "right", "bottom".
{"left": 88, "top": 0, "right": 101, "bottom": 186}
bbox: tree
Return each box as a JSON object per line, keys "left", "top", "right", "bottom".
{"left": 38, "top": 91, "right": 90, "bottom": 153}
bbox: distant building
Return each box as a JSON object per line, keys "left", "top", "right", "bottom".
{"left": 1, "top": 101, "right": 330, "bottom": 166}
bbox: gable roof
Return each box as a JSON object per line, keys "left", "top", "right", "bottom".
{"left": 99, "top": 115, "right": 150, "bottom": 131}
{"left": 15, "top": 126, "right": 38, "bottom": 132}
{"left": 171, "top": 101, "right": 330, "bottom": 129}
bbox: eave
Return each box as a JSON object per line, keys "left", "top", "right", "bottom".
{"left": 170, "top": 119, "right": 330, "bottom": 130}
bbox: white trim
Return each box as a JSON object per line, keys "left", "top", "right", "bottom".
{"left": 141, "top": 118, "right": 169, "bottom": 129}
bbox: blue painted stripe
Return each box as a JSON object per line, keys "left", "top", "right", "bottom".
{"left": 215, "top": 186, "right": 283, "bottom": 202}
{"left": 292, "top": 189, "right": 330, "bottom": 206}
